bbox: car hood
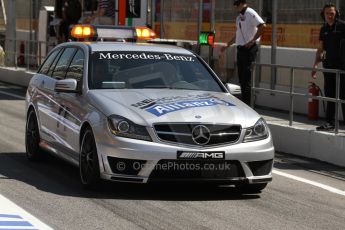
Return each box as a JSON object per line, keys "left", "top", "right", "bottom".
{"left": 87, "top": 89, "right": 260, "bottom": 128}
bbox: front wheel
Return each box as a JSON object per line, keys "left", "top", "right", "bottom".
{"left": 79, "top": 128, "right": 101, "bottom": 189}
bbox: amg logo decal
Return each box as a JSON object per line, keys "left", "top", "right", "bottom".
{"left": 177, "top": 152, "right": 225, "bottom": 159}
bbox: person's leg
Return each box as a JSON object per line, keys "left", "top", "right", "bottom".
{"left": 237, "top": 48, "right": 249, "bottom": 105}
{"left": 237, "top": 47, "right": 257, "bottom": 106}
{"left": 59, "top": 21, "right": 67, "bottom": 43}
{"left": 340, "top": 73, "right": 345, "bottom": 125}
{"left": 316, "top": 72, "right": 337, "bottom": 131}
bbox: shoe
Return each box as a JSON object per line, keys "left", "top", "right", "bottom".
{"left": 316, "top": 123, "right": 335, "bottom": 131}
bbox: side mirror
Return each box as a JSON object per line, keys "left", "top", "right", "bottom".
{"left": 55, "top": 79, "right": 78, "bottom": 93}
{"left": 225, "top": 83, "right": 241, "bottom": 95}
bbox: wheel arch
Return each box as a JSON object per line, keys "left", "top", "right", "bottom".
{"left": 79, "top": 121, "right": 93, "bottom": 147}
{"left": 79, "top": 121, "right": 106, "bottom": 175}
{"left": 27, "top": 103, "right": 37, "bottom": 117}
{"left": 26, "top": 104, "right": 41, "bottom": 134}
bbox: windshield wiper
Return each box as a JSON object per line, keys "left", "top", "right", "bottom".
{"left": 171, "top": 87, "right": 199, "bottom": 90}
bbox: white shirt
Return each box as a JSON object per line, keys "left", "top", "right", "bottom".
{"left": 235, "top": 7, "right": 265, "bottom": 46}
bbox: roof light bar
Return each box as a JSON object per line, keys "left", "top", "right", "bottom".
{"left": 71, "top": 25, "right": 95, "bottom": 39}
{"left": 70, "top": 24, "right": 156, "bottom": 42}
{"left": 135, "top": 27, "right": 156, "bottom": 40}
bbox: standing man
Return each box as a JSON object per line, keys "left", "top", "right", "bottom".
{"left": 93, "top": 0, "right": 116, "bottom": 25}
{"left": 312, "top": 3, "right": 345, "bottom": 131}
{"left": 60, "top": 0, "right": 82, "bottom": 42}
{"left": 54, "top": 0, "right": 64, "bottom": 42}
{"left": 221, "top": 0, "right": 265, "bottom": 106}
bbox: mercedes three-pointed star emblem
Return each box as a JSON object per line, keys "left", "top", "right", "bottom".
{"left": 192, "top": 125, "right": 211, "bottom": 145}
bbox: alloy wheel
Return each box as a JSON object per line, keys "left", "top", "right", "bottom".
{"left": 80, "top": 129, "right": 100, "bottom": 188}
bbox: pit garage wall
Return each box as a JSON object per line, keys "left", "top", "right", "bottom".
{"left": 156, "top": 22, "right": 321, "bottom": 49}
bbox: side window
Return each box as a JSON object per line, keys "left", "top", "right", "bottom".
{"left": 52, "top": 48, "right": 76, "bottom": 80}
{"left": 66, "top": 49, "right": 84, "bottom": 90}
{"left": 47, "top": 49, "right": 63, "bottom": 77}
{"left": 38, "top": 49, "right": 60, "bottom": 75}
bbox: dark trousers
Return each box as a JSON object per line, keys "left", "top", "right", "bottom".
{"left": 323, "top": 70, "right": 345, "bottom": 124}
{"left": 60, "top": 20, "right": 78, "bottom": 42}
{"left": 237, "top": 44, "right": 258, "bottom": 105}
{"left": 60, "top": 20, "right": 71, "bottom": 42}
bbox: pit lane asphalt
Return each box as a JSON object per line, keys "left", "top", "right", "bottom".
{"left": 0, "top": 82, "right": 345, "bottom": 230}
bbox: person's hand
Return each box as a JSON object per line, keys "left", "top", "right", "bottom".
{"left": 311, "top": 65, "right": 318, "bottom": 79}
{"left": 311, "top": 71, "right": 317, "bottom": 79}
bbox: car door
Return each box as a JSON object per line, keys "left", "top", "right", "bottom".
{"left": 35, "top": 48, "right": 62, "bottom": 143}
{"left": 46, "top": 47, "right": 77, "bottom": 150}
{"left": 55, "top": 49, "right": 86, "bottom": 161}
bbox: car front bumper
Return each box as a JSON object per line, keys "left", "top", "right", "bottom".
{"left": 94, "top": 126, "right": 274, "bottom": 184}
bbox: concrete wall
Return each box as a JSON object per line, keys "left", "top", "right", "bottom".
{"left": 0, "top": 67, "right": 33, "bottom": 87}
{"left": 269, "top": 123, "right": 345, "bottom": 167}
{"left": 259, "top": 45, "right": 322, "bottom": 89}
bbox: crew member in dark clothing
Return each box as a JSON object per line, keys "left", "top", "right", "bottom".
{"left": 312, "top": 3, "right": 345, "bottom": 131}
{"left": 60, "top": 0, "right": 82, "bottom": 42}
{"left": 54, "top": 0, "right": 64, "bottom": 43}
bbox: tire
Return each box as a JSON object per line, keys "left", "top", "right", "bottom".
{"left": 79, "top": 128, "right": 101, "bottom": 189}
{"left": 236, "top": 183, "right": 267, "bottom": 194}
{"left": 25, "top": 110, "right": 42, "bottom": 160}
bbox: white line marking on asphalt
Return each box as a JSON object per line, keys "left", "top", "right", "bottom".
{"left": 0, "top": 194, "right": 53, "bottom": 229}
{"left": 0, "top": 90, "right": 25, "bottom": 100}
{"left": 273, "top": 169, "right": 345, "bottom": 197}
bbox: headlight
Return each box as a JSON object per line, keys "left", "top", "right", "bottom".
{"left": 243, "top": 118, "right": 269, "bottom": 142}
{"left": 108, "top": 115, "right": 152, "bottom": 141}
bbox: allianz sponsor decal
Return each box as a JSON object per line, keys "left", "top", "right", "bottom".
{"left": 132, "top": 93, "right": 235, "bottom": 117}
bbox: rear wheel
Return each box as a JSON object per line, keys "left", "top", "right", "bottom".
{"left": 79, "top": 128, "right": 101, "bottom": 189}
{"left": 25, "top": 110, "right": 41, "bottom": 160}
{"left": 236, "top": 183, "right": 267, "bottom": 193}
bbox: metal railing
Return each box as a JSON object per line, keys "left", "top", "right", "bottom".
{"left": 251, "top": 63, "right": 345, "bottom": 134}
{"left": 0, "top": 38, "right": 49, "bottom": 71}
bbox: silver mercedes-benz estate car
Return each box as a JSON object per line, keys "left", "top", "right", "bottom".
{"left": 25, "top": 32, "right": 274, "bottom": 192}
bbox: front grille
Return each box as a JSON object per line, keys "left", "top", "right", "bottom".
{"left": 247, "top": 159, "right": 273, "bottom": 176}
{"left": 154, "top": 123, "right": 241, "bottom": 146}
{"left": 149, "top": 160, "right": 244, "bottom": 179}
{"left": 107, "top": 157, "right": 146, "bottom": 175}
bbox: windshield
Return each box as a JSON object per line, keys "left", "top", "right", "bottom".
{"left": 89, "top": 51, "right": 224, "bottom": 92}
